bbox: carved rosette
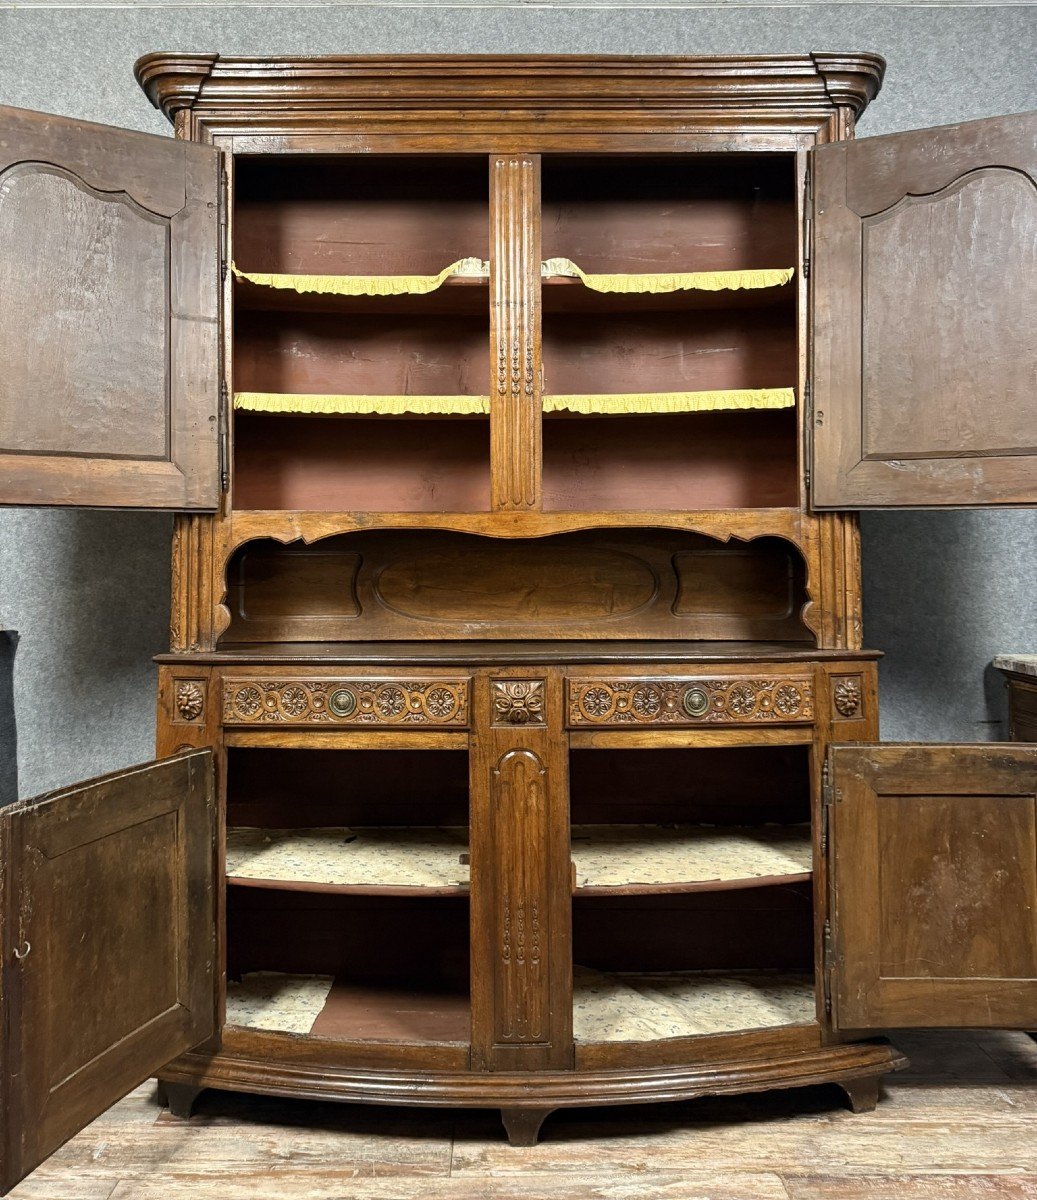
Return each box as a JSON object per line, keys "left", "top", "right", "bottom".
{"left": 492, "top": 680, "right": 546, "bottom": 726}
{"left": 567, "top": 678, "right": 814, "bottom": 726}
{"left": 173, "top": 680, "right": 205, "bottom": 723}
{"left": 832, "top": 676, "right": 863, "bottom": 719}
{"left": 222, "top": 678, "right": 469, "bottom": 726}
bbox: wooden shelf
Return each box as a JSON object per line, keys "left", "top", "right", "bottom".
{"left": 573, "top": 967, "right": 815, "bottom": 1042}
{"left": 226, "top": 971, "right": 469, "bottom": 1044}
{"left": 571, "top": 824, "right": 812, "bottom": 895}
{"left": 226, "top": 826, "right": 470, "bottom": 896}
{"left": 226, "top": 823, "right": 810, "bottom": 898}
{"left": 234, "top": 273, "right": 490, "bottom": 317}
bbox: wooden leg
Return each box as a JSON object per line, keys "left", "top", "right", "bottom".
{"left": 157, "top": 1080, "right": 204, "bottom": 1119}
{"left": 839, "top": 1074, "right": 881, "bottom": 1114}
{"left": 500, "top": 1107, "right": 552, "bottom": 1146}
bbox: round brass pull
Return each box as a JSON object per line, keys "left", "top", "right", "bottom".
{"left": 683, "top": 687, "right": 710, "bottom": 717}
{"left": 328, "top": 688, "right": 357, "bottom": 717}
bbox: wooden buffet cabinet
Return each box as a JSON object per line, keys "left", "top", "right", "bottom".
{"left": 1, "top": 53, "right": 1035, "bottom": 1189}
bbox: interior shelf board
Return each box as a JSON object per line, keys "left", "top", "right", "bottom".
{"left": 225, "top": 825, "right": 470, "bottom": 895}
{"left": 226, "top": 971, "right": 470, "bottom": 1045}
{"left": 571, "top": 823, "right": 812, "bottom": 895}
{"left": 573, "top": 967, "right": 816, "bottom": 1043}
{"left": 234, "top": 273, "right": 490, "bottom": 317}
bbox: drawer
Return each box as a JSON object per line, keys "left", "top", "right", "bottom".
{"left": 566, "top": 676, "right": 814, "bottom": 728}
{"left": 222, "top": 677, "right": 470, "bottom": 727}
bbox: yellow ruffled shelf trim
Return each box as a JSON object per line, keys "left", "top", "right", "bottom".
{"left": 235, "top": 388, "right": 795, "bottom": 418}
{"left": 231, "top": 258, "right": 488, "bottom": 297}
{"left": 541, "top": 258, "right": 795, "bottom": 294}
{"left": 235, "top": 393, "right": 491, "bottom": 416}
{"left": 544, "top": 389, "right": 795, "bottom": 414}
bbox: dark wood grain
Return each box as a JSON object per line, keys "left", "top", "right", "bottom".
{"left": 0, "top": 752, "right": 216, "bottom": 1193}
{"left": 0, "top": 105, "right": 220, "bottom": 509}
{"left": 830, "top": 743, "right": 1037, "bottom": 1029}
{"left": 812, "top": 111, "right": 1037, "bottom": 507}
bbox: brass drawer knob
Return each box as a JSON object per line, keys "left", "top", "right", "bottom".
{"left": 328, "top": 688, "right": 357, "bottom": 717}
{"left": 683, "top": 687, "right": 710, "bottom": 717}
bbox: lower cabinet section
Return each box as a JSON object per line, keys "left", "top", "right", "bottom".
{"left": 142, "top": 658, "right": 1037, "bottom": 1147}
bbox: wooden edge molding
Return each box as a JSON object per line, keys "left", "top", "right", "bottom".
{"left": 135, "top": 53, "right": 220, "bottom": 121}
{"left": 811, "top": 53, "right": 886, "bottom": 116}
{"left": 160, "top": 1038, "right": 906, "bottom": 1109}
{"left": 134, "top": 53, "right": 885, "bottom": 125}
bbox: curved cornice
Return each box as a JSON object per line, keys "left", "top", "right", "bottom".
{"left": 134, "top": 53, "right": 219, "bottom": 121}
{"left": 133, "top": 53, "right": 886, "bottom": 125}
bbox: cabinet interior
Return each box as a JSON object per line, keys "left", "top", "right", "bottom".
{"left": 229, "top": 150, "right": 800, "bottom": 513}
{"left": 219, "top": 529, "right": 813, "bottom": 646}
{"left": 225, "top": 746, "right": 471, "bottom": 1044}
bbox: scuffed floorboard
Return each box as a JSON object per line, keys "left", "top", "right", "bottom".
{"left": 10, "top": 1030, "right": 1037, "bottom": 1200}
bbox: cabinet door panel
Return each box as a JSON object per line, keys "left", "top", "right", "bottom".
{"left": 0, "top": 105, "right": 220, "bottom": 509}
{"left": 829, "top": 744, "right": 1037, "bottom": 1029}
{"left": 811, "top": 112, "right": 1037, "bottom": 507}
{"left": 0, "top": 751, "right": 216, "bottom": 1193}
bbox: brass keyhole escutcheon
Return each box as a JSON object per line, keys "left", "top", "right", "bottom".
{"left": 683, "top": 687, "right": 710, "bottom": 717}
{"left": 328, "top": 688, "right": 357, "bottom": 717}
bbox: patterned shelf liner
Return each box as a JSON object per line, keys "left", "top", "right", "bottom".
{"left": 223, "top": 968, "right": 814, "bottom": 1040}
{"left": 573, "top": 968, "right": 816, "bottom": 1041}
{"left": 225, "top": 824, "right": 811, "bottom": 891}
{"left": 226, "top": 972, "right": 335, "bottom": 1036}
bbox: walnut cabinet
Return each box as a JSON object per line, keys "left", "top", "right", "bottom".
{"left": 0, "top": 54, "right": 1035, "bottom": 1190}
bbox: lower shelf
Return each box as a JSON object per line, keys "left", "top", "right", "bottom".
{"left": 226, "top": 971, "right": 470, "bottom": 1045}
{"left": 573, "top": 968, "right": 815, "bottom": 1042}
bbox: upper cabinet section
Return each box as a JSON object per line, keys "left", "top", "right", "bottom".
{"left": 811, "top": 111, "right": 1037, "bottom": 508}
{"left": 0, "top": 106, "right": 220, "bottom": 509}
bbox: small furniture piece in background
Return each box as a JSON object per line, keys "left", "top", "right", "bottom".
{"left": 995, "top": 656, "right": 1037, "bottom": 742}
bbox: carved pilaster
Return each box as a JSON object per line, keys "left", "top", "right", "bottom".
{"left": 490, "top": 156, "right": 541, "bottom": 511}
{"left": 470, "top": 670, "right": 571, "bottom": 1071}
{"left": 170, "top": 514, "right": 223, "bottom": 652}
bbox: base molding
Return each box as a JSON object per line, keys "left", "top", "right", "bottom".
{"left": 158, "top": 1038, "right": 907, "bottom": 1114}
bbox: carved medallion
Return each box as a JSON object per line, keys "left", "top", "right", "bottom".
{"left": 174, "top": 681, "right": 204, "bottom": 722}
{"left": 492, "top": 680, "right": 546, "bottom": 726}
{"left": 833, "top": 677, "right": 863, "bottom": 718}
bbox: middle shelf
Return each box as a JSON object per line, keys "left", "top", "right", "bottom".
{"left": 225, "top": 822, "right": 813, "bottom": 897}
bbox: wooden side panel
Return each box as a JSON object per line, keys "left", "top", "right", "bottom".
{"left": 470, "top": 670, "right": 572, "bottom": 1070}
{"left": 0, "top": 105, "right": 220, "bottom": 509}
{"left": 490, "top": 155, "right": 541, "bottom": 511}
{"left": 829, "top": 744, "right": 1037, "bottom": 1030}
{"left": 0, "top": 752, "right": 216, "bottom": 1192}
{"left": 812, "top": 111, "right": 1037, "bottom": 507}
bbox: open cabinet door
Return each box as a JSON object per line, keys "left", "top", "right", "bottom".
{"left": 0, "top": 105, "right": 221, "bottom": 508}
{"left": 828, "top": 744, "right": 1037, "bottom": 1031}
{"left": 0, "top": 751, "right": 216, "bottom": 1193}
{"left": 811, "top": 111, "right": 1036, "bottom": 507}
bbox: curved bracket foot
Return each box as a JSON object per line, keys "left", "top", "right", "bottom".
{"left": 501, "top": 1106, "right": 553, "bottom": 1146}
{"left": 157, "top": 1080, "right": 205, "bottom": 1119}
{"left": 839, "top": 1074, "right": 882, "bottom": 1113}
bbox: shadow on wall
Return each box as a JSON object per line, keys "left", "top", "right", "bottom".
{"left": 861, "top": 509, "right": 1035, "bottom": 743}
{"left": 0, "top": 631, "right": 16, "bottom": 804}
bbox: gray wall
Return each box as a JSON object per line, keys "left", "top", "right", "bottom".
{"left": 1, "top": 4, "right": 1034, "bottom": 798}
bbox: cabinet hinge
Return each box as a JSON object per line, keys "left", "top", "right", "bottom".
{"left": 218, "top": 379, "right": 229, "bottom": 494}
{"left": 820, "top": 753, "right": 832, "bottom": 854}
{"left": 219, "top": 165, "right": 229, "bottom": 282}
{"left": 804, "top": 383, "right": 814, "bottom": 493}
{"left": 802, "top": 166, "right": 812, "bottom": 281}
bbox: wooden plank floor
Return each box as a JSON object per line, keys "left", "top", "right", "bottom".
{"left": 11, "top": 1031, "right": 1037, "bottom": 1199}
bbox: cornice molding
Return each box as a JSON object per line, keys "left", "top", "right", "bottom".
{"left": 133, "top": 53, "right": 885, "bottom": 125}
{"left": 135, "top": 53, "right": 219, "bottom": 121}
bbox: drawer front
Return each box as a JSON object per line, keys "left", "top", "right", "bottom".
{"left": 222, "top": 677, "right": 470, "bottom": 727}
{"left": 566, "top": 676, "right": 814, "bottom": 728}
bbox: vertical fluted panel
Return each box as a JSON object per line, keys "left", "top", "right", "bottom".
{"left": 490, "top": 156, "right": 541, "bottom": 511}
